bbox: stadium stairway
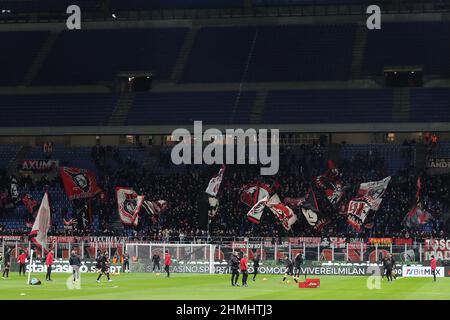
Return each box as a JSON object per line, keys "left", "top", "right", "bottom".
{"left": 350, "top": 23, "right": 367, "bottom": 80}
{"left": 249, "top": 91, "right": 267, "bottom": 124}
{"left": 21, "top": 31, "right": 60, "bottom": 86}
{"left": 171, "top": 27, "right": 200, "bottom": 83}
{"left": 108, "top": 92, "right": 135, "bottom": 126}
{"left": 392, "top": 88, "right": 411, "bottom": 122}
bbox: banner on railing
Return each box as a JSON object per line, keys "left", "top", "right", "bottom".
{"left": 426, "top": 157, "right": 450, "bottom": 174}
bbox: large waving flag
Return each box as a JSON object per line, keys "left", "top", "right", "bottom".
{"left": 346, "top": 198, "right": 371, "bottom": 231}
{"left": 29, "top": 193, "right": 51, "bottom": 252}
{"left": 60, "top": 167, "right": 101, "bottom": 200}
{"left": 403, "top": 206, "right": 433, "bottom": 228}
{"left": 205, "top": 165, "right": 226, "bottom": 197}
{"left": 241, "top": 182, "right": 274, "bottom": 224}
{"left": 356, "top": 176, "right": 391, "bottom": 211}
{"left": 300, "top": 189, "right": 330, "bottom": 231}
{"left": 266, "top": 194, "right": 297, "bottom": 231}
{"left": 116, "top": 187, "right": 145, "bottom": 227}
{"left": 314, "top": 160, "right": 345, "bottom": 206}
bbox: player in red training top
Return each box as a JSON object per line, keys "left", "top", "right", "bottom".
{"left": 17, "top": 251, "right": 27, "bottom": 277}
{"left": 165, "top": 250, "right": 171, "bottom": 278}
{"left": 240, "top": 254, "right": 248, "bottom": 287}
{"left": 45, "top": 249, "right": 54, "bottom": 281}
{"left": 430, "top": 255, "right": 437, "bottom": 282}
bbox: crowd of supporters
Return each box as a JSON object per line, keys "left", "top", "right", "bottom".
{"left": 0, "top": 142, "right": 449, "bottom": 241}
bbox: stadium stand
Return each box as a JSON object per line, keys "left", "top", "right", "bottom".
{"left": 0, "top": 145, "right": 20, "bottom": 169}
{"left": 410, "top": 88, "right": 450, "bottom": 122}
{"left": 246, "top": 24, "right": 356, "bottom": 82}
{"left": 0, "top": 93, "right": 117, "bottom": 127}
{"left": 181, "top": 24, "right": 355, "bottom": 83}
{"left": 125, "top": 91, "right": 255, "bottom": 125}
{"left": 0, "top": 31, "right": 49, "bottom": 86}
{"left": 34, "top": 28, "right": 188, "bottom": 85}
{"left": 362, "top": 22, "right": 450, "bottom": 77}
{"left": 262, "top": 89, "right": 393, "bottom": 124}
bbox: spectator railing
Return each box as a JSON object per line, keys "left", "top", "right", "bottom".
{"left": 0, "top": 239, "right": 440, "bottom": 264}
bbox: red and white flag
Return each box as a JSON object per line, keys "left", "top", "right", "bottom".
{"left": 205, "top": 165, "right": 226, "bottom": 197}
{"left": 356, "top": 176, "right": 391, "bottom": 211}
{"left": 116, "top": 187, "right": 145, "bottom": 227}
{"left": 29, "top": 193, "right": 51, "bottom": 252}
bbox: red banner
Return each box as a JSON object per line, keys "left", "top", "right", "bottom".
{"left": 60, "top": 167, "right": 101, "bottom": 200}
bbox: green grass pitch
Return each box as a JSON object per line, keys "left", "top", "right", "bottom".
{"left": 1, "top": 273, "right": 449, "bottom": 300}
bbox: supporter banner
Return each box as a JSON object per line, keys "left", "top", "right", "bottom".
{"left": 424, "top": 239, "right": 450, "bottom": 260}
{"left": 394, "top": 238, "right": 413, "bottom": 246}
{"left": 46, "top": 236, "right": 127, "bottom": 243}
{"left": 60, "top": 167, "right": 101, "bottom": 200}
{"left": 426, "top": 157, "right": 450, "bottom": 174}
{"left": 21, "top": 159, "right": 59, "bottom": 172}
{"left": 368, "top": 238, "right": 393, "bottom": 246}
{"left": 402, "top": 266, "right": 444, "bottom": 278}
{"left": 0, "top": 235, "right": 23, "bottom": 241}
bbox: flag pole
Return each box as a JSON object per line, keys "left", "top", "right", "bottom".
{"left": 27, "top": 249, "right": 34, "bottom": 285}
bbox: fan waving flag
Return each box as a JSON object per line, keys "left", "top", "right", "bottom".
{"left": 29, "top": 193, "right": 51, "bottom": 252}
{"left": 60, "top": 167, "right": 101, "bottom": 200}
{"left": 205, "top": 165, "right": 226, "bottom": 197}
{"left": 346, "top": 198, "right": 371, "bottom": 231}
{"left": 403, "top": 206, "right": 433, "bottom": 228}
{"left": 266, "top": 194, "right": 297, "bottom": 231}
{"left": 356, "top": 176, "right": 391, "bottom": 211}
{"left": 314, "top": 160, "right": 345, "bottom": 206}
{"left": 300, "top": 189, "right": 330, "bottom": 231}
{"left": 116, "top": 187, "right": 145, "bottom": 227}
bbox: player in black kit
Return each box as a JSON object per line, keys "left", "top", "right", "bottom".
{"left": 390, "top": 254, "right": 397, "bottom": 280}
{"left": 282, "top": 256, "right": 298, "bottom": 283}
{"left": 2, "top": 247, "right": 11, "bottom": 278}
{"left": 294, "top": 252, "right": 305, "bottom": 281}
{"left": 252, "top": 254, "right": 260, "bottom": 281}
{"left": 152, "top": 253, "right": 161, "bottom": 272}
{"left": 96, "top": 252, "right": 112, "bottom": 283}
{"left": 229, "top": 252, "right": 240, "bottom": 287}
{"left": 123, "top": 251, "right": 130, "bottom": 273}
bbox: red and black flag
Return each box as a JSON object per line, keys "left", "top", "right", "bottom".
{"left": 60, "top": 167, "right": 101, "bottom": 200}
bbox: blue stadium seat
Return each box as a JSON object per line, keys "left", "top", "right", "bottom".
{"left": 0, "top": 93, "right": 118, "bottom": 126}
{"left": 262, "top": 89, "right": 393, "bottom": 124}
{"left": 34, "top": 28, "right": 188, "bottom": 85}
{"left": 363, "top": 22, "right": 450, "bottom": 77}
{"left": 0, "top": 31, "right": 49, "bottom": 86}
{"left": 410, "top": 88, "right": 450, "bottom": 122}
{"left": 125, "top": 91, "right": 255, "bottom": 125}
